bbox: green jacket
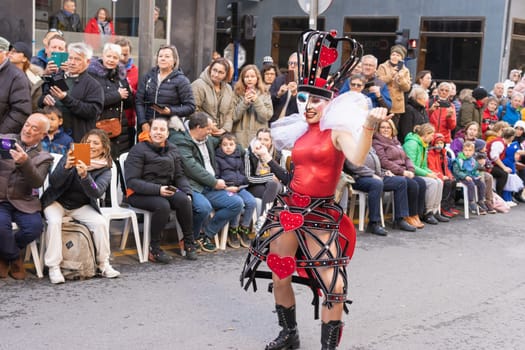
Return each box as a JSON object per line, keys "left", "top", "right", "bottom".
{"left": 168, "top": 130, "right": 219, "bottom": 193}
{"left": 402, "top": 132, "right": 432, "bottom": 176}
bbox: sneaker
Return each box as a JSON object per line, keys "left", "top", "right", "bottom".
{"left": 227, "top": 227, "right": 241, "bottom": 249}
{"left": 149, "top": 248, "right": 173, "bottom": 264}
{"left": 197, "top": 236, "right": 217, "bottom": 253}
{"left": 477, "top": 201, "right": 489, "bottom": 212}
{"left": 506, "top": 201, "right": 517, "bottom": 208}
{"left": 184, "top": 243, "right": 198, "bottom": 261}
{"left": 468, "top": 202, "right": 478, "bottom": 214}
{"left": 49, "top": 266, "right": 65, "bottom": 284}
{"left": 100, "top": 264, "right": 120, "bottom": 278}
{"left": 238, "top": 226, "right": 252, "bottom": 248}
{"left": 440, "top": 208, "right": 454, "bottom": 218}
{"left": 449, "top": 208, "right": 460, "bottom": 216}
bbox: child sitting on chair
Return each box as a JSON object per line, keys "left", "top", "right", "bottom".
{"left": 215, "top": 133, "right": 257, "bottom": 248}
{"left": 452, "top": 141, "right": 488, "bottom": 215}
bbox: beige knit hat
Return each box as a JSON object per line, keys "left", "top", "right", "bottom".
{"left": 390, "top": 44, "right": 407, "bottom": 59}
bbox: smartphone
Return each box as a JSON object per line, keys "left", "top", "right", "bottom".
{"left": 237, "top": 184, "right": 249, "bottom": 190}
{"left": 45, "top": 72, "right": 69, "bottom": 91}
{"left": 151, "top": 103, "right": 167, "bottom": 113}
{"left": 167, "top": 185, "right": 178, "bottom": 192}
{"left": 71, "top": 143, "right": 91, "bottom": 166}
{"left": 50, "top": 51, "right": 69, "bottom": 68}
{"left": 0, "top": 137, "right": 17, "bottom": 159}
{"left": 396, "top": 60, "right": 404, "bottom": 70}
{"left": 285, "top": 68, "right": 297, "bottom": 84}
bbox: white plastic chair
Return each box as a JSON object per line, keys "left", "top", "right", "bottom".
{"left": 347, "top": 190, "right": 385, "bottom": 232}
{"left": 99, "top": 161, "right": 145, "bottom": 262}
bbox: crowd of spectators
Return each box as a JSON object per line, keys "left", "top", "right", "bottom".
{"left": 1, "top": 21, "right": 525, "bottom": 283}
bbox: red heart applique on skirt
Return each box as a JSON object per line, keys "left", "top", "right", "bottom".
{"left": 279, "top": 210, "right": 304, "bottom": 231}
{"left": 267, "top": 253, "right": 296, "bottom": 279}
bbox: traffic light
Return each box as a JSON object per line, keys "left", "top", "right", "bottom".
{"left": 243, "top": 14, "right": 257, "bottom": 40}
{"left": 407, "top": 38, "right": 417, "bottom": 59}
{"left": 395, "top": 28, "right": 410, "bottom": 48}
{"left": 226, "top": 2, "right": 239, "bottom": 41}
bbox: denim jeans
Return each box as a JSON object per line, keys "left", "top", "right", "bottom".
{"left": 0, "top": 202, "right": 43, "bottom": 260}
{"left": 229, "top": 189, "right": 257, "bottom": 227}
{"left": 192, "top": 188, "right": 243, "bottom": 239}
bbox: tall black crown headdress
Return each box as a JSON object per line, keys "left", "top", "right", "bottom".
{"left": 297, "top": 29, "right": 363, "bottom": 99}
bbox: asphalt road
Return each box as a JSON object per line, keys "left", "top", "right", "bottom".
{"left": 1, "top": 207, "right": 525, "bottom": 350}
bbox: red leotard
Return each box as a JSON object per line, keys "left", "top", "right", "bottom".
{"left": 289, "top": 123, "right": 345, "bottom": 198}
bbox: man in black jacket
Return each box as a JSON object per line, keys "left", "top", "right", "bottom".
{"left": 0, "top": 36, "right": 32, "bottom": 134}
{"left": 39, "top": 42, "right": 104, "bottom": 142}
{"left": 49, "top": 0, "right": 83, "bottom": 32}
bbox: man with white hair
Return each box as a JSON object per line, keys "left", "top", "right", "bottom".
{"left": 0, "top": 113, "right": 53, "bottom": 280}
{"left": 39, "top": 42, "right": 104, "bottom": 142}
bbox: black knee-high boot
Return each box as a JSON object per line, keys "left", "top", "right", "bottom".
{"left": 265, "top": 304, "right": 300, "bottom": 350}
{"left": 320, "top": 320, "right": 343, "bottom": 350}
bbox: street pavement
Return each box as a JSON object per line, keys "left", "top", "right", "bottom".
{"left": 1, "top": 206, "right": 525, "bottom": 350}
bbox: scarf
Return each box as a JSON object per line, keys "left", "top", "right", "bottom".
{"left": 87, "top": 158, "right": 108, "bottom": 172}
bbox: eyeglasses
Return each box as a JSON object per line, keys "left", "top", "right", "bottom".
{"left": 288, "top": 61, "right": 298, "bottom": 66}
{"left": 379, "top": 126, "right": 392, "bottom": 130}
{"left": 350, "top": 83, "right": 363, "bottom": 87}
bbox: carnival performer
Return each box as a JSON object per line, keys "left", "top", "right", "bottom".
{"left": 241, "top": 30, "right": 389, "bottom": 350}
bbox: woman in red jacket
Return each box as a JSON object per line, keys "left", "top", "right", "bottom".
{"left": 84, "top": 8, "right": 114, "bottom": 51}
{"left": 427, "top": 82, "right": 457, "bottom": 143}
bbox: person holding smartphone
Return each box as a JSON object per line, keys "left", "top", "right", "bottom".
{"left": 427, "top": 82, "right": 457, "bottom": 144}
{"left": 232, "top": 64, "right": 273, "bottom": 147}
{"left": 125, "top": 118, "right": 197, "bottom": 263}
{"left": 377, "top": 44, "right": 412, "bottom": 117}
{"left": 269, "top": 52, "right": 299, "bottom": 124}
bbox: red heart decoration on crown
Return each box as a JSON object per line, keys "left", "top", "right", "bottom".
{"left": 319, "top": 46, "right": 338, "bottom": 68}
{"left": 280, "top": 210, "right": 304, "bottom": 231}
{"left": 291, "top": 193, "right": 311, "bottom": 207}
{"left": 267, "top": 253, "right": 296, "bottom": 279}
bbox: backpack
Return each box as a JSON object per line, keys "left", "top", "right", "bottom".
{"left": 60, "top": 221, "right": 97, "bottom": 280}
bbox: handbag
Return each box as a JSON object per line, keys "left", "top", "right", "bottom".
{"left": 96, "top": 101, "right": 123, "bottom": 139}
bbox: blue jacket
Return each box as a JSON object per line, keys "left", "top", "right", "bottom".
{"left": 498, "top": 101, "right": 522, "bottom": 126}
{"left": 215, "top": 147, "right": 248, "bottom": 186}
{"left": 41, "top": 127, "right": 73, "bottom": 156}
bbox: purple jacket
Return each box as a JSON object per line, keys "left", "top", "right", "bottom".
{"left": 372, "top": 133, "right": 415, "bottom": 176}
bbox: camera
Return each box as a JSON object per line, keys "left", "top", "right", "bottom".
{"left": 431, "top": 96, "right": 450, "bottom": 108}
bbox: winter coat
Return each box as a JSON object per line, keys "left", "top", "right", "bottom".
{"left": 481, "top": 108, "right": 499, "bottom": 137}
{"left": 41, "top": 156, "right": 109, "bottom": 214}
{"left": 232, "top": 90, "right": 273, "bottom": 147}
{"left": 372, "top": 133, "right": 415, "bottom": 176}
{"left": 38, "top": 70, "right": 104, "bottom": 142}
{"left": 398, "top": 98, "right": 429, "bottom": 144}
{"left": 124, "top": 141, "right": 191, "bottom": 197}
{"left": 498, "top": 101, "right": 522, "bottom": 126}
{"left": 168, "top": 130, "right": 220, "bottom": 193}
{"left": 31, "top": 49, "right": 47, "bottom": 70}
{"left": 88, "top": 58, "right": 132, "bottom": 155}
{"left": 215, "top": 147, "right": 248, "bottom": 186}
{"left": 427, "top": 104, "right": 456, "bottom": 144}
{"left": 191, "top": 67, "right": 234, "bottom": 132}
{"left": 136, "top": 66, "right": 195, "bottom": 129}
{"left": 0, "top": 134, "right": 52, "bottom": 213}
{"left": 0, "top": 59, "right": 32, "bottom": 134}
{"left": 459, "top": 99, "right": 483, "bottom": 131}
{"left": 376, "top": 61, "right": 411, "bottom": 114}
{"left": 427, "top": 148, "right": 453, "bottom": 180}
{"left": 402, "top": 132, "right": 432, "bottom": 177}
{"left": 49, "top": 10, "right": 82, "bottom": 32}
{"left": 269, "top": 75, "right": 298, "bottom": 123}
{"left": 452, "top": 152, "right": 480, "bottom": 179}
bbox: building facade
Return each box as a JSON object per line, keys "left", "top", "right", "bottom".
{"left": 216, "top": 0, "right": 525, "bottom": 90}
